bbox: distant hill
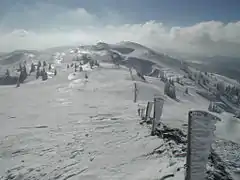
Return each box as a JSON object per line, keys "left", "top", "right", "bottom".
{"left": 95, "top": 41, "right": 183, "bottom": 76}
{"left": 187, "top": 56, "right": 240, "bottom": 81}
{"left": 2, "top": 42, "right": 240, "bottom": 82}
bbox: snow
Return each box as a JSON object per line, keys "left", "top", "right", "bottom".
{"left": 0, "top": 64, "right": 164, "bottom": 179}
{"left": 0, "top": 42, "right": 239, "bottom": 180}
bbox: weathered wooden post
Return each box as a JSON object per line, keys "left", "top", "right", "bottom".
{"left": 145, "top": 101, "right": 153, "bottom": 121}
{"left": 140, "top": 107, "right": 145, "bottom": 120}
{"left": 160, "top": 70, "right": 164, "bottom": 81}
{"left": 133, "top": 83, "right": 138, "bottom": 103}
{"left": 129, "top": 68, "right": 133, "bottom": 80}
{"left": 151, "top": 96, "right": 164, "bottom": 136}
{"left": 185, "top": 111, "right": 220, "bottom": 180}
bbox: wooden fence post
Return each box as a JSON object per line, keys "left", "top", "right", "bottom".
{"left": 185, "top": 111, "right": 220, "bottom": 180}
{"left": 151, "top": 96, "right": 164, "bottom": 136}
{"left": 133, "top": 83, "right": 138, "bottom": 103}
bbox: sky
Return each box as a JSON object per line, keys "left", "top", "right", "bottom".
{"left": 0, "top": 0, "right": 240, "bottom": 57}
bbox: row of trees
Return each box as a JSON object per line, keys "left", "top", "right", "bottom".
{"left": 164, "top": 80, "right": 176, "bottom": 99}
{"left": 223, "top": 84, "right": 240, "bottom": 105}
{"left": 4, "top": 64, "right": 28, "bottom": 87}
{"left": 187, "top": 68, "right": 240, "bottom": 105}
{"left": 5, "top": 60, "right": 57, "bottom": 87}
{"left": 67, "top": 60, "right": 99, "bottom": 72}
{"left": 208, "top": 102, "right": 222, "bottom": 113}
{"left": 160, "top": 72, "right": 189, "bottom": 100}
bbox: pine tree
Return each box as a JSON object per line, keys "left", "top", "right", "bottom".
{"left": 176, "top": 77, "right": 180, "bottom": 83}
{"left": 90, "top": 61, "right": 94, "bottom": 69}
{"left": 79, "top": 66, "right": 83, "bottom": 72}
{"left": 160, "top": 71, "right": 164, "bottom": 81}
{"left": 38, "top": 61, "right": 41, "bottom": 68}
{"left": 42, "top": 68, "right": 48, "bottom": 81}
{"left": 43, "top": 61, "right": 47, "bottom": 67}
{"left": 217, "top": 81, "right": 225, "bottom": 94}
{"left": 164, "top": 80, "right": 176, "bottom": 99}
{"left": 169, "top": 86, "right": 177, "bottom": 99}
{"left": 208, "top": 102, "right": 213, "bottom": 111}
{"left": 5, "top": 69, "right": 10, "bottom": 77}
{"left": 36, "top": 69, "right": 40, "bottom": 79}
{"left": 226, "top": 85, "right": 231, "bottom": 94}
{"left": 198, "top": 79, "right": 201, "bottom": 85}
{"left": 45, "top": 71, "right": 48, "bottom": 80}
{"left": 202, "top": 78, "right": 205, "bottom": 85}
{"left": 18, "top": 63, "right": 22, "bottom": 72}
{"left": 30, "top": 63, "right": 35, "bottom": 74}
{"left": 19, "top": 71, "right": 24, "bottom": 83}
{"left": 95, "top": 61, "right": 99, "bottom": 67}
{"left": 164, "top": 81, "right": 170, "bottom": 95}
{"left": 48, "top": 64, "right": 52, "bottom": 71}
{"left": 23, "top": 65, "right": 27, "bottom": 76}
{"left": 19, "top": 65, "right": 28, "bottom": 83}
{"left": 194, "top": 73, "right": 197, "bottom": 79}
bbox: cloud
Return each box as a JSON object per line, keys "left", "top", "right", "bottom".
{"left": 0, "top": 2, "right": 240, "bottom": 57}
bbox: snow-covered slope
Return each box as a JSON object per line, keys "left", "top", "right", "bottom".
{"left": 0, "top": 43, "right": 239, "bottom": 180}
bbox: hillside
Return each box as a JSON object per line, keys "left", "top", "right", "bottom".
{"left": 0, "top": 42, "right": 239, "bottom": 180}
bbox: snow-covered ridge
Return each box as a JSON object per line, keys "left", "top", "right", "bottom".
{"left": 0, "top": 41, "right": 239, "bottom": 179}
